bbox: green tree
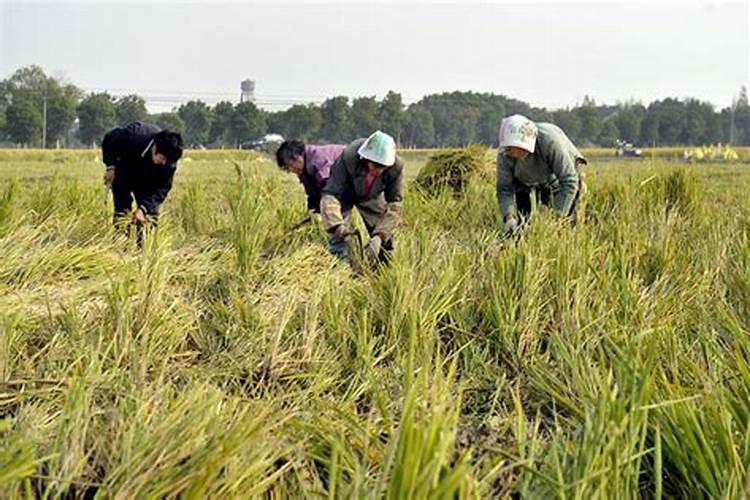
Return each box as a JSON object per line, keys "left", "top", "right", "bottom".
{"left": 5, "top": 65, "right": 48, "bottom": 96}
{"left": 229, "top": 101, "right": 265, "bottom": 146}
{"left": 115, "top": 95, "right": 148, "bottom": 125}
{"left": 283, "top": 104, "right": 322, "bottom": 142}
{"left": 178, "top": 100, "right": 211, "bottom": 145}
{"left": 265, "top": 110, "right": 288, "bottom": 138}
{"left": 0, "top": 80, "right": 9, "bottom": 139}
{"left": 5, "top": 94, "right": 42, "bottom": 145}
{"left": 151, "top": 112, "right": 185, "bottom": 133}
{"left": 574, "top": 96, "right": 602, "bottom": 145}
{"left": 639, "top": 111, "right": 660, "bottom": 146}
{"left": 476, "top": 100, "right": 506, "bottom": 146}
{"left": 377, "top": 91, "right": 404, "bottom": 143}
{"left": 45, "top": 82, "right": 81, "bottom": 146}
{"left": 551, "top": 109, "right": 582, "bottom": 143}
{"left": 458, "top": 108, "right": 480, "bottom": 145}
{"left": 418, "top": 91, "right": 523, "bottom": 147}
{"left": 596, "top": 120, "right": 620, "bottom": 147}
{"left": 319, "top": 97, "right": 351, "bottom": 143}
{"left": 613, "top": 106, "right": 643, "bottom": 144}
{"left": 681, "top": 99, "right": 713, "bottom": 145}
{"left": 402, "top": 105, "right": 435, "bottom": 147}
{"left": 209, "top": 101, "right": 234, "bottom": 146}
{"left": 730, "top": 85, "right": 750, "bottom": 145}
{"left": 420, "top": 92, "right": 464, "bottom": 146}
{"left": 528, "top": 107, "right": 553, "bottom": 123}
{"left": 2, "top": 65, "right": 81, "bottom": 147}
{"left": 654, "top": 98, "right": 686, "bottom": 145}
{"left": 350, "top": 96, "right": 380, "bottom": 138}
{"left": 77, "top": 93, "right": 116, "bottom": 145}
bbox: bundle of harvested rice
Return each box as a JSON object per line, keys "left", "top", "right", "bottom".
{"left": 253, "top": 244, "right": 351, "bottom": 319}
{"left": 414, "top": 145, "right": 493, "bottom": 196}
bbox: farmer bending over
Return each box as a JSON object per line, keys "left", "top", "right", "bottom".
{"left": 320, "top": 131, "right": 404, "bottom": 264}
{"left": 496, "top": 114, "right": 586, "bottom": 237}
{"left": 102, "top": 122, "right": 184, "bottom": 240}
{"left": 275, "top": 139, "right": 344, "bottom": 215}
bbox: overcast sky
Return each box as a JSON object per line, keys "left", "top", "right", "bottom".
{"left": 1, "top": 0, "right": 748, "bottom": 112}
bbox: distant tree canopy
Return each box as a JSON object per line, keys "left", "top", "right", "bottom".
{"left": 77, "top": 93, "right": 116, "bottom": 146}
{"left": 114, "top": 95, "right": 148, "bottom": 126}
{"left": 1, "top": 65, "right": 748, "bottom": 148}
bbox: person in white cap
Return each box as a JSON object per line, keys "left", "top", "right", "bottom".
{"left": 320, "top": 130, "right": 405, "bottom": 264}
{"left": 496, "top": 114, "right": 586, "bottom": 237}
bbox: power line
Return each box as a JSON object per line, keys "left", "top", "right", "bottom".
{"left": 81, "top": 86, "right": 330, "bottom": 100}
{"left": 77, "top": 86, "right": 435, "bottom": 112}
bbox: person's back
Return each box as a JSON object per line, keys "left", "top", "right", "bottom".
{"left": 301, "top": 144, "right": 345, "bottom": 211}
{"left": 496, "top": 115, "right": 585, "bottom": 235}
{"left": 101, "top": 122, "right": 184, "bottom": 239}
{"left": 102, "top": 122, "right": 162, "bottom": 169}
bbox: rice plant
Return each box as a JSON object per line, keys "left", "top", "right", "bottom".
{"left": 1, "top": 152, "right": 749, "bottom": 497}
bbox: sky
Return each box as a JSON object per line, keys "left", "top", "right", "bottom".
{"left": 1, "top": 0, "right": 748, "bottom": 113}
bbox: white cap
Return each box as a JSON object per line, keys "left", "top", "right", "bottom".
{"left": 357, "top": 130, "right": 396, "bottom": 167}
{"left": 498, "top": 114, "right": 538, "bottom": 153}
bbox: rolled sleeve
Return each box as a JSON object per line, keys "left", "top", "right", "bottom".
{"left": 320, "top": 194, "right": 344, "bottom": 230}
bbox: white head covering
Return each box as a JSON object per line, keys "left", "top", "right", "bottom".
{"left": 498, "top": 114, "right": 538, "bottom": 153}
{"left": 357, "top": 130, "right": 396, "bottom": 166}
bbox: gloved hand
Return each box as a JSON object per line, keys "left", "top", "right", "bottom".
{"left": 365, "top": 235, "right": 382, "bottom": 262}
{"left": 503, "top": 216, "right": 518, "bottom": 237}
{"left": 332, "top": 224, "right": 348, "bottom": 239}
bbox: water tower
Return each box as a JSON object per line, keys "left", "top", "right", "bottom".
{"left": 240, "top": 79, "right": 255, "bottom": 103}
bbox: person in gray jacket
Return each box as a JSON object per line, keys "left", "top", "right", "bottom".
{"left": 496, "top": 114, "right": 586, "bottom": 237}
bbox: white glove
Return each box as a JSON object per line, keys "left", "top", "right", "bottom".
{"left": 503, "top": 216, "right": 518, "bottom": 236}
{"left": 365, "top": 235, "right": 382, "bottom": 262}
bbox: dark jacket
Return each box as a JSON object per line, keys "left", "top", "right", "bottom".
{"left": 321, "top": 138, "right": 404, "bottom": 206}
{"left": 320, "top": 138, "right": 404, "bottom": 238}
{"left": 102, "top": 122, "right": 177, "bottom": 214}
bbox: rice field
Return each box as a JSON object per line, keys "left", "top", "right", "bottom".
{"left": 0, "top": 149, "right": 749, "bottom": 498}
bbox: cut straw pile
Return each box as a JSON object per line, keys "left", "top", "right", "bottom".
{"left": 414, "top": 145, "right": 493, "bottom": 196}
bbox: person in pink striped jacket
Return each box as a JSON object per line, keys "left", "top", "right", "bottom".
{"left": 276, "top": 140, "right": 345, "bottom": 214}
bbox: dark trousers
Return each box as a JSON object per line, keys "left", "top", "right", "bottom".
{"left": 111, "top": 179, "right": 158, "bottom": 246}
{"left": 515, "top": 181, "right": 581, "bottom": 226}
{"left": 329, "top": 205, "right": 395, "bottom": 264}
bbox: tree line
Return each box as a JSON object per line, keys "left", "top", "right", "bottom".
{"left": 2, "top": 65, "right": 749, "bottom": 149}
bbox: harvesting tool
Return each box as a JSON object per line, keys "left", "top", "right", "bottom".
{"left": 288, "top": 213, "right": 313, "bottom": 231}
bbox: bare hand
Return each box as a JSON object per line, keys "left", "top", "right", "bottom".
{"left": 132, "top": 208, "right": 147, "bottom": 224}
{"left": 103, "top": 168, "right": 115, "bottom": 187}
{"left": 365, "top": 235, "right": 382, "bottom": 261}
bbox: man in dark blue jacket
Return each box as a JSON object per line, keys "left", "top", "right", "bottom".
{"left": 101, "top": 122, "right": 183, "bottom": 233}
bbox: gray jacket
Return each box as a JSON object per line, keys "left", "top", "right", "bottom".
{"left": 497, "top": 122, "right": 585, "bottom": 217}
